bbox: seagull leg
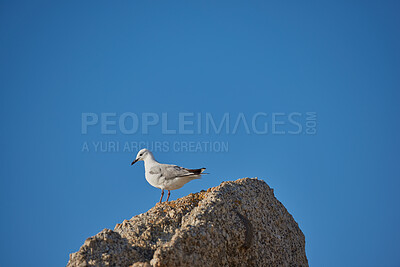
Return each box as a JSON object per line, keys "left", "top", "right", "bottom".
{"left": 159, "top": 189, "right": 164, "bottom": 204}
{"left": 166, "top": 190, "right": 171, "bottom": 202}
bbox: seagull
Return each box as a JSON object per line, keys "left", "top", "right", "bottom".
{"left": 131, "top": 148, "right": 207, "bottom": 203}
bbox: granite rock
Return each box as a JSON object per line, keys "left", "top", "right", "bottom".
{"left": 67, "top": 178, "right": 308, "bottom": 266}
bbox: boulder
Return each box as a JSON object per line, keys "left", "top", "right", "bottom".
{"left": 67, "top": 178, "right": 308, "bottom": 266}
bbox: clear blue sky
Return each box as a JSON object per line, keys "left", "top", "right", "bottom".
{"left": 1, "top": 1, "right": 399, "bottom": 266}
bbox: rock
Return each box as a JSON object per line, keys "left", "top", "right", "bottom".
{"left": 67, "top": 178, "right": 308, "bottom": 266}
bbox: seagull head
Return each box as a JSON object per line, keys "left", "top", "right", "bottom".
{"left": 131, "top": 148, "right": 151, "bottom": 165}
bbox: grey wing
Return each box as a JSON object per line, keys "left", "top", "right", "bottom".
{"left": 148, "top": 166, "right": 162, "bottom": 178}
{"left": 150, "top": 165, "right": 194, "bottom": 180}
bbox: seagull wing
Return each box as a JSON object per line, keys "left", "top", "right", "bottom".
{"left": 150, "top": 165, "right": 205, "bottom": 180}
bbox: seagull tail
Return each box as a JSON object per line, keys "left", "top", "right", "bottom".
{"left": 185, "top": 168, "right": 208, "bottom": 175}
{"left": 200, "top": 168, "right": 209, "bottom": 175}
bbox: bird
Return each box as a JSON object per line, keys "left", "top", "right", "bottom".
{"left": 131, "top": 148, "right": 207, "bottom": 203}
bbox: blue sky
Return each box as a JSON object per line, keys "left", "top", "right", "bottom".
{"left": 1, "top": 1, "right": 399, "bottom": 266}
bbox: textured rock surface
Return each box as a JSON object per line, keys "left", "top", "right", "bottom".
{"left": 67, "top": 178, "right": 308, "bottom": 266}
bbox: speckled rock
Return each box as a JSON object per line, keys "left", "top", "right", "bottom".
{"left": 67, "top": 178, "right": 308, "bottom": 267}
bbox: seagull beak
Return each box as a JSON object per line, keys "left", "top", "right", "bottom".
{"left": 131, "top": 159, "right": 139, "bottom": 165}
